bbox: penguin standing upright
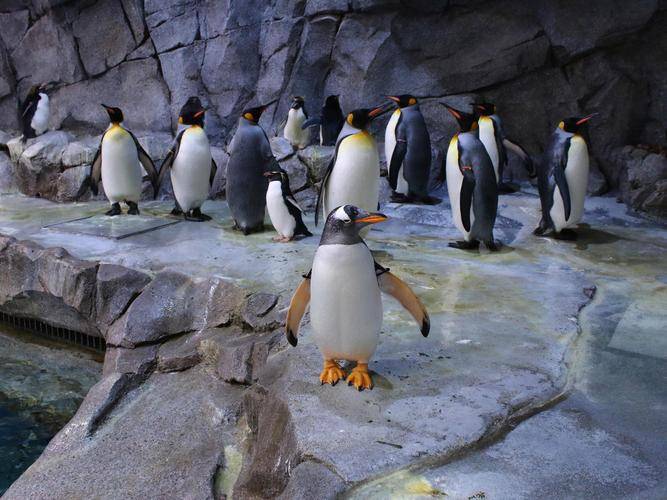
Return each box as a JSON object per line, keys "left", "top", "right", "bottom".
{"left": 285, "top": 205, "right": 429, "bottom": 391}
{"left": 443, "top": 104, "right": 499, "bottom": 250}
{"left": 315, "top": 105, "right": 391, "bottom": 228}
{"left": 283, "top": 96, "right": 309, "bottom": 149}
{"left": 77, "top": 105, "right": 158, "bottom": 215}
{"left": 264, "top": 169, "right": 312, "bottom": 242}
{"left": 385, "top": 94, "right": 436, "bottom": 204}
{"left": 157, "top": 97, "right": 217, "bottom": 221}
{"left": 226, "top": 105, "right": 278, "bottom": 234}
{"left": 20, "top": 83, "right": 50, "bottom": 140}
{"left": 301, "top": 95, "right": 344, "bottom": 146}
{"left": 534, "top": 114, "right": 596, "bottom": 240}
{"left": 474, "top": 102, "right": 535, "bottom": 193}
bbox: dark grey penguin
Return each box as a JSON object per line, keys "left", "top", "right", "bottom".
{"left": 385, "top": 94, "right": 436, "bottom": 204}
{"left": 474, "top": 102, "right": 535, "bottom": 193}
{"left": 301, "top": 95, "right": 345, "bottom": 146}
{"left": 443, "top": 104, "right": 499, "bottom": 251}
{"left": 226, "top": 105, "right": 278, "bottom": 234}
{"left": 534, "top": 114, "right": 595, "bottom": 240}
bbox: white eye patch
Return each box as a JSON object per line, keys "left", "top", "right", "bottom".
{"left": 334, "top": 205, "right": 351, "bottom": 222}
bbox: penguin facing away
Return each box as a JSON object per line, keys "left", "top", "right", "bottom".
{"left": 385, "top": 94, "right": 437, "bottom": 204}
{"left": 301, "top": 95, "right": 345, "bottom": 146}
{"left": 286, "top": 205, "right": 430, "bottom": 391}
{"left": 283, "top": 96, "right": 309, "bottom": 149}
{"left": 473, "top": 102, "right": 535, "bottom": 193}
{"left": 264, "top": 169, "right": 312, "bottom": 242}
{"left": 443, "top": 104, "right": 500, "bottom": 251}
{"left": 226, "top": 105, "right": 278, "bottom": 235}
{"left": 21, "top": 83, "right": 50, "bottom": 140}
{"left": 315, "top": 105, "right": 392, "bottom": 229}
{"left": 76, "top": 105, "right": 158, "bottom": 216}
{"left": 534, "top": 114, "right": 596, "bottom": 240}
{"left": 157, "top": 97, "right": 217, "bottom": 221}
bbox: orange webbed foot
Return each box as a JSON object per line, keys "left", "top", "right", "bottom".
{"left": 319, "top": 359, "right": 346, "bottom": 386}
{"left": 346, "top": 363, "right": 373, "bottom": 391}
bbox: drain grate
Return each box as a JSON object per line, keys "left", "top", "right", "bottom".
{"left": 0, "top": 311, "right": 106, "bottom": 352}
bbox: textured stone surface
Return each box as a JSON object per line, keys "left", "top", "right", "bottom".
{"left": 95, "top": 264, "right": 151, "bottom": 332}
{"left": 617, "top": 146, "right": 667, "bottom": 219}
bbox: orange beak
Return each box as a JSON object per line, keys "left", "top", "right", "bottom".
{"left": 386, "top": 95, "right": 400, "bottom": 103}
{"left": 576, "top": 113, "right": 598, "bottom": 126}
{"left": 194, "top": 109, "right": 205, "bottom": 118}
{"left": 355, "top": 213, "right": 388, "bottom": 225}
{"left": 444, "top": 104, "right": 462, "bottom": 120}
{"left": 368, "top": 104, "right": 392, "bottom": 119}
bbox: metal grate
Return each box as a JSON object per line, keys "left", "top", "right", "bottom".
{"left": 0, "top": 311, "right": 106, "bottom": 352}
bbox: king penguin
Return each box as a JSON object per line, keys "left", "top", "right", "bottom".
{"left": 157, "top": 97, "right": 217, "bottom": 221}
{"left": 301, "top": 95, "right": 344, "bottom": 146}
{"left": 283, "top": 96, "right": 309, "bottom": 149}
{"left": 315, "top": 105, "right": 391, "bottom": 231}
{"left": 385, "top": 94, "right": 436, "bottom": 204}
{"left": 226, "top": 105, "right": 278, "bottom": 234}
{"left": 264, "top": 169, "right": 312, "bottom": 242}
{"left": 20, "top": 83, "right": 50, "bottom": 141}
{"left": 77, "top": 105, "right": 158, "bottom": 215}
{"left": 443, "top": 104, "right": 500, "bottom": 250}
{"left": 474, "top": 102, "right": 535, "bottom": 193}
{"left": 534, "top": 114, "right": 596, "bottom": 240}
{"left": 285, "top": 204, "right": 430, "bottom": 390}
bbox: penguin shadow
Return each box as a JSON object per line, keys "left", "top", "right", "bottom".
{"left": 447, "top": 241, "right": 515, "bottom": 255}
{"left": 573, "top": 224, "right": 627, "bottom": 250}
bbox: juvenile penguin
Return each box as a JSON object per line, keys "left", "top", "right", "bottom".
{"left": 226, "top": 105, "right": 278, "bottom": 234}
{"left": 158, "top": 97, "right": 217, "bottom": 221}
{"left": 534, "top": 114, "right": 596, "bottom": 240}
{"left": 315, "top": 105, "right": 391, "bottom": 229}
{"left": 443, "top": 104, "right": 499, "bottom": 250}
{"left": 283, "top": 96, "right": 309, "bottom": 149}
{"left": 21, "top": 83, "right": 50, "bottom": 140}
{"left": 77, "top": 105, "right": 158, "bottom": 215}
{"left": 474, "top": 102, "right": 535, "bottom": 193}
{"left": 285, "top": 205, "right": 430, "bottom": 390}
{"left": 264, "top": 169, "right": 312, "bottom": 242}
{"left": 385, "top": 94, "right": 436, "bottom": 204}
{"left": 301, "top": 95, "right": 344, "bottom": 146}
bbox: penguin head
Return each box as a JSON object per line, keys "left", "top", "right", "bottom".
{"left": 442, "top": 104, "right": 477, "bottom": 132}
{"left": 290, "top": 96, "right": 305, "bottom": 110}
{"left": 346, "top": 105, "right": 392, "bottom": 129}
{"left": 387, "top": 94, "right": 418, "bottom": 108}
{"left": 324, "top": 95, "right": 340, "bottom": 108}
{"left": 263, "top": 169, "right": 285, "bottom": 183}
{"left": 320, "top": 205, "right": 388, "bottom": 245}
{"left": 242, "top": 105, "right": 267, "bottom": 124}
{"left": 473, "top": 102, "right": 496, "bottom": 116}
{"left": 559, "top": 113, "right": 597, "bottom": 133}
{"left": 101, "top": 104, "right": 124, "bottom": 125}
{"left": 179, "top": 96, "right": 206, "bottom": 126}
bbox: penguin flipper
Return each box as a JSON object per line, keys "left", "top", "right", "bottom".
{"left": 378, "top": 271, "right": 430, "bottom": 337}
{"left": 314, "top": 147, "right": 338, "bottom": 226}
{"left": 554, "top": 163, "right": 571, "bottom": 222}
{"left": 286, "top": 276, "right": 311, "bottom": 346}
{"left": 210, "top": 157, "right": 218, "bottom": 188}
{"left": 503, "top": 138, "right": 535, "bottom": 178}
{"left": 492, "top": 118, "right": 507, "bottom": 179}
{"left": 459, "top": 167, "right": 476, "bottom": 233}
{"left": 301, "top": 117, "right": 321, "bottom": 130}
{"left": 388, "top": 140, "right": 407, "bottom": 191}
{"left": 129, "top": 130, "right": 159, "bottom": 196}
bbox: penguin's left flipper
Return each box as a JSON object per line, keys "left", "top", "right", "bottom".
{"left": 554, "top": 154, "right": 572, "bottom": 221}
{"left": 388, "top": 121, "right": 407, "bottom": 191}
{"left": 459, "top": 166, "right": 476, "bottom": 233}
{"left": 157, "top": 130, "right": 184, "bottom": 197}
{"left": 129, "top": 131, "right": 159, "bottom": 197}
{"left": 503, "top": 138, "right": 535, "bottom": 178}
{"left": 76, "top": 144, "right": 103, "bottom": 199}
{"left": 377, "top": 271, "right": 430, "bottom": 337}
{"left": 210, "top": 158, "right": 218, "bottom": 187}
{"left": 286, "top": 275, "right": 311, "bottom": 346}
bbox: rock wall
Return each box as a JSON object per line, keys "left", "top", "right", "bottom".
{"left": 0, "top": 0, "right": 665, "bottom": 193}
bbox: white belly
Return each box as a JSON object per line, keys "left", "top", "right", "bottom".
{"left": 171, "top": 127, "right": 212, "bottom": 212}
{"left": 31, "top": 93, "right": 49, "bottom": 136}
{"left": 550, "top": 136, "right": 589, "bottom": 231}
{"left": 266, "top": 180, "right": 296, "bottom": 238}
{"left": 284, "top": 108, "right": 308, "bottom": 148}
{"left": 385, "top": 109, "right": 408, "bottom": 194}
{"left": 310, "top": 243, "right": 382, "bottom": 362}
{"left": 478, "top": 117, "right": 499, "bottom": 181}
{"left": 446, "top": 137, "right": 473, "bottom": 240}
{"left": 101, "top": 128, "right": 142, "bottom": 204}
{"left": 323, "top": 132, "right": 379, "bottom": 221}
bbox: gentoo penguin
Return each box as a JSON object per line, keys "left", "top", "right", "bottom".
{"left": 226, "top": 105, "right": 278, "bottom": 234}
{"left": 286, "top": 205, "right": 430, "bottom": 390}
{"left": 20, "top": 83, "right": 50, "bottom": 140}
{"left": 534, "top": 114, "right": 596, "bottom": 240}
{"left": 443, "top": 104, "right": 499, "bottom": 250}
{"left": 385, "top": 94, "right": 436, "bottom": 204}
{"left": 283, "top": 96, "right": 309, "bottom": 149}
{"left": 315, "top": 105, "right": 391, "bottom": 229}
{"left": 264, "top": 169, "right": 312, "bottom": 242}
{"left": 473, "top": 102, "right": 535, "bottom": 193}
{"left": 76, "top": 105, "right": 158, "bottom": 215}
{"left": 157, "top": 97, "right": 217, "bottom": 221}
{"left": 301, "top": 95, "right": 344, "bottom": 146}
